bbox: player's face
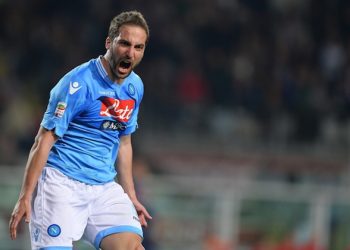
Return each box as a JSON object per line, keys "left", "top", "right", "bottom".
{"left": 105, "top": 24, "right": 147, "bottom": 83}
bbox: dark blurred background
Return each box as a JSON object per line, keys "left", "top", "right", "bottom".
{"left": 1, "top": 0, "right": 350, "bottom": 249}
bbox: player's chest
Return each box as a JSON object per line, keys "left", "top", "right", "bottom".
{"left": 86, "top": 94, "right": 135, "bottom": 121}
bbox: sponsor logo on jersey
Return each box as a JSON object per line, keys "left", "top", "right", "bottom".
{"left": 99, "top": 96, "right": 134, "bottom": 122}
{"left": 99, "top": 90, "right": 115, "bottom": 96}
{"left": 47, "top": 224, "right": 61, "bottom": 237}
{"left": 69, "top": 81, "right": 82, "bottom": 95}
{"left": 54, "top": 102, "right": 67, "bottom": 118}
{"left": 101, "top": 120, "right": 126, "bottom": 131}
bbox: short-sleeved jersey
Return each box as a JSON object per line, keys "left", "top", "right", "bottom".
{"left": 41, "top": 57, "right": 144, "bottom": 184}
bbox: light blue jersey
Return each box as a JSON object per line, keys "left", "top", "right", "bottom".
{"left": 41, "top": 57, "right": 144, "bottom": 184}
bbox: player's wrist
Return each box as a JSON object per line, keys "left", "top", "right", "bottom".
{"left": 19, "top": 190, "right": 33, "bottom": 201}
{"left": 128, "top": 194, "right": 139, "bottom": 203}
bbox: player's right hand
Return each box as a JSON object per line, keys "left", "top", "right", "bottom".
{"left": 9, "top": 198, "right": 31, "bottom": 240}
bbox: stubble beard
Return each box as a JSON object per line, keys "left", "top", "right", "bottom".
{"left": 108, "top": 49, "right": 132, "bottom": 81}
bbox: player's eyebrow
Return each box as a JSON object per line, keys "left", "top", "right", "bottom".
{"left": 118, "top": 39, "right": 145, "bottom": 49}
{"left": 135, "top": 44, "right": 145, "bottom": 49}
{"left": 117, "top": 39, "right": 131, "bottom": 46}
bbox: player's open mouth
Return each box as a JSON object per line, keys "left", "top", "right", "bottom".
{"left": 118, "top": 60, "right": 132, "bottom": 74}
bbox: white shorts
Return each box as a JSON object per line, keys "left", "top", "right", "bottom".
{"left": 29, "top": 167, "right": 143, "bottom": 250}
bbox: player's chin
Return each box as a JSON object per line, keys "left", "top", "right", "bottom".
{"left": 117, "top": 71, "right": 131, "bottom": 80}
{"left": 117, "top": 68, "right": 132, "bottom": 79}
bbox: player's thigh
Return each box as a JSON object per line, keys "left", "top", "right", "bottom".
{"left": 30, "top": 167, "right": 89, "bottom": 248}
{"left": 100, "top": 232, "right": 144, "bottom": 250}
{"left": 83, "top": 182, "right": 143, "bottom": 248}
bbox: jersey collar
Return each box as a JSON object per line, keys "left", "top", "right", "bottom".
{"left": 96, "top": 56, "right": 110, "bottom": 81}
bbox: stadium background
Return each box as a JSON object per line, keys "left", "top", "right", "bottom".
{"left": 1, "top": 0, "right": 350, "bottom": 249}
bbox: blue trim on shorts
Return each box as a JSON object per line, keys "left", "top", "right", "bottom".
{"left": 94, "top": 225, "right": 143, "bottom": 249}
{"left": 39, "top": 247, "right": 72, "bottom": 250}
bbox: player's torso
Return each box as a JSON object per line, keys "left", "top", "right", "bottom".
{"left": 76, "top": 79, "right": 138, "bottom": 139}
{"left": 60, "top": 59, "right": 140, "bottom": 151}
{"left": 47, "top": 58, "right": 142, "bottom": 184}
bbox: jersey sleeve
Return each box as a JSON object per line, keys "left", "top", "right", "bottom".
{"left": 41, "top": 76, "right": 88, "bottom": 137}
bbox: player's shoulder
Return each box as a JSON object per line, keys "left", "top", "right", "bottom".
{"left": 125, "top": 72, "right": 144, "bottom": 103}
{"left": 128, "top": 71, "right": 144, "bottom": 90}
{"left": 59, "top": 59, "right": 97, "bottom": 88}
{"left": 51, "top": 60, "right": 97, "bottom": 99}
{"left": 67, "top": 59, "right": 95, "bottom": 83}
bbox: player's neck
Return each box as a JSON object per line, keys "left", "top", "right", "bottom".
{"left": 100, "top": 55, "right": 124, "bottom": 85}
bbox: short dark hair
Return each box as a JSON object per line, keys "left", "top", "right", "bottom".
{"left": 108, "top": 10, "right": 149, "bottom": 43}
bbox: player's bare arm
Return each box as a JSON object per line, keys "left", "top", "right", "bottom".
{"left": 9, "top": 127, "right": 57, "bottom": 240}
{"left": 116, "top": 134, "right": 152, "bottom": 227}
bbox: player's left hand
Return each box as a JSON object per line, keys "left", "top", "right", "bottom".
{"left": 132, "top": 199, "right": 152, "bottom": 227}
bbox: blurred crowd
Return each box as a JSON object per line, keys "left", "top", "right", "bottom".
{"left": 0, "top": 0, "right": 350, "bottom": 164}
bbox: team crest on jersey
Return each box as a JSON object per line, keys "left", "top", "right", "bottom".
{"left": 128, "top": 83, "right": 135, "bottom": 96}
{"left": 47, "top": 224, "right": 61, "bottom": 237}
{"left": 98, "top": 96, "right": 134, "bottom": 122}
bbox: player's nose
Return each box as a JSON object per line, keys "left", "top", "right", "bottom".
{"left": 125, "top": 47, "right": 135, "bottom": 59}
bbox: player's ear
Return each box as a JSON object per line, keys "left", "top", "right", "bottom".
{"left": 105, "top": 37, "right": 112, "bottom": 50}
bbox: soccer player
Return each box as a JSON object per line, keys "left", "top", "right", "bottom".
{"left": 9, "top": 10, "right": 152, "bottom": 250}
